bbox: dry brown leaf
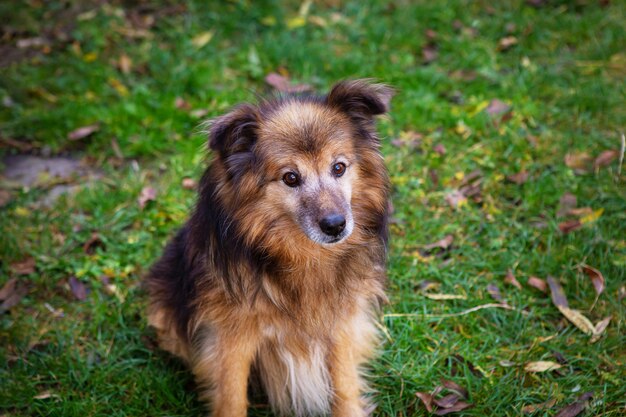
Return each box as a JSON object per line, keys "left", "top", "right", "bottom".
{"left": 0, "top": 189, "right": 11, "bottom": 207}
{"left": 118, "top": 53, "right": 132, "bottom": 74}
{"left": 547, "top": 276, "right": 569, "bottom": 307}
{"left": 554, "top": 392, "right": 593, "bottom": 417}
{"left": 416, "top": 280, "right": 441, "bottom": 292}
{"left": 83, "top": 232, "right": 104, "bottom": 254}
{"left": 434, "top": 401, "right": 473, "bottom": 415}
{"left": 138, "top": 186, "right": 157, "bottom": 209}
{"left": 175, "top": 97, "right": 191, "bottom": 110}
{"left": 0, "top": 280, "right": 28, "bottom": 313}
{"left": 522, "top": 399, "right": 557, "bottom": 414}
{"left": 504, "top": 269, "right": 522, "bottom": 290}
{"left": 181, "top": 178, "right": 197, "bottom": 190}
{"left": 440, "top": 379, "right": 468, "bottom": 399}
{"left": 433, "top": 143, "right": 446, "bottom": 155}
{"left": 590, "top": 316, "right": 611, "bottom": 343}
{"left": 567, "top": 207, "right": 593, "bottom": 217}
{"left": 497, "top": 36, "right": 518, "bottom": 51}
{"left": 485, "top": 99, "right": 511, "bottom": 116}
{"left": 564, "top": 152, "right": 592, "bottom": 174}
{"left": 593, "top": 149, "right": 618, "bottom": 169}
{"left": 557, "top": 305, "right": 595, "bottom": 335}
{"left": 424, "top": 293, "right": 467, "bottom": 300}
{"left": 559, "top": 219, "right": 582, "bottom": 234}
{"left": 445, "top": 190, "right": 467, "bottom": 209}
{"left": 507, "top": 170, "right": 529, "bottom": 184}
{"left": 423, "top": 235, "right": 454, "bottom": 251}
{"left": 68, "top": 124, "right": 100, "bottom": 141}
{"left": 69, "top": 276, "right": 88, "bottom": 301}
{"left": 0, "top": 278, "right": 18, "bottom": 300}
{"left": 524, "top": 361, "right": 562, "bottom": 373}
{"left": 10, "top": 257, "right": 36, "bottom": 275}
{"left": 528, "top": 276, "right": 548, "bottom": 293}
{"left": 579, "top": 264, "right": 605, "bottom": 297}
{"left": 265, "top": 73, "right": 311, "bottom": 93}
{"left": 422, "top": 43, "right": 438, "bottom": 64}
{"left": 448, "top": 354, "right": 483, "bottom": 377}
{"left": 557, "top": 192, "right": 577, "bottom": 217}
{"left": 415, "top": 391, "right": 435, "bottom": 413}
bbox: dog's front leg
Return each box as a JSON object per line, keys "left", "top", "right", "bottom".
{"left": 192, "top": 332, "right": 257, "bottom": 417}
{"left": 329, "top": 333, "right": 368, "bottom": 417}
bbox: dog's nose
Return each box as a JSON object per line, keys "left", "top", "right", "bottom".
{"left": 319, "top": 214, "right": 346, "bottom": 237}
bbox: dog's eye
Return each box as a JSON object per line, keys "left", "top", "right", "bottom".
{"left": 332, "top": 162, "right": 346, "bottom": 177}
{"left": 282, "top": 172, "right": 300, "bottom": 187}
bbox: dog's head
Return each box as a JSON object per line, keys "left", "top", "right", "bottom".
{"left": 207, "top": 79, "right": 392, "bottom": 248}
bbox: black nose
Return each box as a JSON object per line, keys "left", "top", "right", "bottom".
{"left": 319, "top": 214, "right": 346, "bottom": 237}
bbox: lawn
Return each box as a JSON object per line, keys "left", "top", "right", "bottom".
{"left": 1, "top": 0, "right": 625, "bottom": 416}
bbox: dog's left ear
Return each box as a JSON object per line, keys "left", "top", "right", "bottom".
{"left": 326, "top": 79, "right": 394, "bottom": 121}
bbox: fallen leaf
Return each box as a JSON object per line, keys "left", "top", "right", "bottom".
{"left": 118, "top": 53, "right": 132, "bottom": 74}
{"left": 433, "top": 143, "right": 446, "bottom": 155}
{"left": 440, "top": 379, "right": 468, "bottom": 399}
{"left": 547, "top": 276, "right": 569, "bottom": 307}
{"left": 497, "top": 36, "right": 518, "bottom": 51}
{"left": 0, "top": 280, "right": 28, "bottom": 313}
{"left": 524, "top": 361, "right": 562, "bottom": 373}
{"left": 579, "top": 264, "right": 605, "bottom": 296}
{"left": 593, "top": 150, "right": 618, "bottom": 169}
{"left": 504, "top": 269, "right": 522, "bottom": 290}
{"left": 423, "top": 235, "right": 454, "bottom": 251}
{"left": 557, "top": 305, "right": 595, "bottom": 335}
{"left": 445, "top": 190, "right": 467, "bottom": 209}
{"left": 527, "top": 276, "right": 548, "bottom": 292}
{"left": 175, "top": 97, "right": 191, "bottom": 110}
{"left": 416, "top": 280, "right": 441, "bottom": 292}
{"left": 557, "top": 193, "right": 577, "bottom": 217}
{"left": 564, "top": 152, "right": 592, "bottom": 174}
{"left": 10, "top": 257, "right": 36, "bottom": 275}
{"left": 485, "top": 99, "right": 511, "bottom": 116}
{"left": 579, "top": 208, "right": 603, "bottom": 225}
{"left": 69, "top": 276, "right": 88, "bottom": 301}
{"left": 433, "top": 393, "right": 461, "bottom": 409}
{"left": 422, "top": 43, "right": 438, "bottom": 64}
{"left": 415, "top": 391, "right": 435, "bottom": 413}
{"left": 567, "top": 207, "right": 593, "bottom": 217}
{"left": 191, "top": 30, "right": 214, "bottom": 48}
{"left": 190, "top": 108, "right": 209, "bottom": 118}
{"left": 0, "top": 189, "right": 11, "bottom": 207}
{"left": 499, "top": 360, "right": 516, "bottom": 367}
{"left": 33, "top": 390, "right": 59, "bottom": 400}
{"left": 68, "top": 124, "right": 99, "bottom": 141}
{"left": 434, "top": 401, "right": 473, "bottom": 415}
{"left": 507, "top": 171, "right": 529, "bottom": 184}
{"left": 182, "top": 178, "right": 197, "bottom": 190}
{"left": 619, "top": 286, "right": 625, "bottom": 301}
{"left": 487, "top": 283, "right": 504, "bottom": 302}
{"left": 522, "top": 399, "right": 557, "bottom": 414}
{"left": 559, "top": 219, "right": 582, "bottom": 234}
{"left": 552, "top": 350, "right": 568, "bottom": 364}
{"left": 265, "top": 73, "right": 311, "bottom": 93}
{"left": 554, "top": 392, "right": 593, "bottom": 417}
{"left": 590, "top": 316, "right": 611, "bottom": 343}
{"left": 138, "top": 186, "right": 157, "bottom": 209}
{"left": 424, "top": 293, "right": 467, "bottom": 300}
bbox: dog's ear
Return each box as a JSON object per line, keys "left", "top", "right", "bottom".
{"left": 326, "top": 79, "right": 394, "bottom": 121}
{"left": 208, "top": 104, "right": 259, "bottom": 157}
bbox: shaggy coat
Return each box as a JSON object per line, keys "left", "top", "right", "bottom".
{"left": 146, "top": 79, "right": 392, "bottom": 417}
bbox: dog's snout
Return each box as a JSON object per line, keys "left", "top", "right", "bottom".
{"left": 319, "top": 214, "right": 346, "bottom": 237}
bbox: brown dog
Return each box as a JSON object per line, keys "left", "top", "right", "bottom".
{"left": 146, "top": 79, "right": 392, "bottom": 417}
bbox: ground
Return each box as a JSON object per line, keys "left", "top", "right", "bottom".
{"left": 0, "top": 1, "right": 625, "bottom": 416}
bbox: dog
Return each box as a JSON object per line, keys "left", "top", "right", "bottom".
{"left": 146, "top": 79, "right": 393, "bottom": 417}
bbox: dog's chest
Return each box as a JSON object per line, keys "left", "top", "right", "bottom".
{"left": 256, "top": 323, "right": 332, "bottom": 416}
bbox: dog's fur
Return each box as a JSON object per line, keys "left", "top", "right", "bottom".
{"left": 146, "top": 79, "right": 392, "bottom": 417}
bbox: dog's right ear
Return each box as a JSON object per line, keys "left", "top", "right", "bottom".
{"left": 208, "top": 104, "right": 259, "bottom": 157}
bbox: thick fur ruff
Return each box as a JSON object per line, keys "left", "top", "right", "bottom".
{"left": 146, "top": 79, "right": 392, "bottom": 417}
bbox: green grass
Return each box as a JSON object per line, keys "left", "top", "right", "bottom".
{"left": 1, "top": 0, "right": 625, "bottom": 415}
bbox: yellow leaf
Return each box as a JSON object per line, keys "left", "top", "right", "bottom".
{"left": 524, "top": 361, "right": 562, "bottom": 373}
{"left": 470, "top": 100, "right": 489, "bottom": 116}
{"left": 83, "top": 52, "right": 98, "bottom": 62}
{"left": 557, "top": 305, "right": 595, "bottom": 335}
{"left": 14, "top": 206, "right": 31, "bottom": 217}
{"left": 108, "top": 78, "right": 129, "bottom": 96}
{"left": 191, "top": 31, "right": 214, "bottom": 48}
{"left": 455, "top": 121, "right": 472, "bottom": 139}
{"left": 454, "top": 171, "right": 464, "bottom": 181}
{"left": 580, "top": 208, "right": 603, "bottom": 224}
{"left": 261, "top": 16, "right": 276, "bottom": 26}
{"left": 287, "top": 16, "right": 306, "bottom": 29}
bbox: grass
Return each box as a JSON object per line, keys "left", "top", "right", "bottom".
{"left": 1, "top": 0, "right": 625, "bottom": 415}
